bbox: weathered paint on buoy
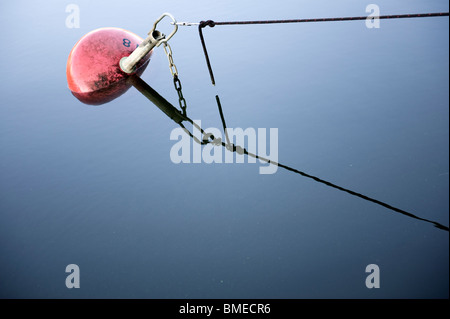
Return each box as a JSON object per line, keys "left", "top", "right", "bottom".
{"left": 66, "top": 27, "right": 152, "bottom": 105}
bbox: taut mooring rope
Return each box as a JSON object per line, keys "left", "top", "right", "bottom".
{"left": 177, "top": 95, "right": 449, "bottom": 232}
{"left": 167, "top": 13, "right": 450, "bottom": 231}
{"left": 197, "top": 12, "right": 450, "bottom": 85}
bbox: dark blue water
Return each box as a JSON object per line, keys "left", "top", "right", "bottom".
{"left": 0, "top": 0, "right": 448, "bottom": 298}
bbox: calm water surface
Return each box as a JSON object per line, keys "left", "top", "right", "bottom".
{"left": 0, "top": 0, "right": 448, "bottom": 298}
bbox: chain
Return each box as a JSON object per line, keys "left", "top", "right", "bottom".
{"left": 163, "top": 42, "right": 187, "bottom": 116}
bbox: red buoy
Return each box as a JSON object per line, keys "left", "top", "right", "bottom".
{"left": 66, "top": 27, "right": 152, "bottom": 105}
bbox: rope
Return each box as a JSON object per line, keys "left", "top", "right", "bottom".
{"left": 160, "top": 13, "right": 450, "bottom": 231}
{"left": 198, "top": 12, "right": 449, "bottom": 85}
{"left": 191, "top": 13, "right": 450, "bottom": 231}
{"left": 129, "top": 73, "right": 449, "bottom": 231}
{"left": 176, "top": 95, "right": 449, "bottom": 231}
{"left": 274, "top": 161, "right": 450, "bottom": 231}
{"left": 203, "top": 12, "right": 449, "bottom": 26}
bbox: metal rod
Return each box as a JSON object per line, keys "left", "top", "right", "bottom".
{"left": 127, "top": 75, "right": 185, "bottom": 124}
